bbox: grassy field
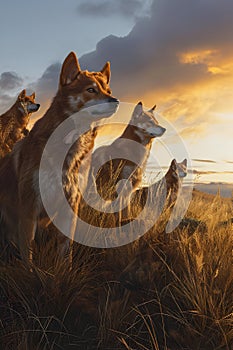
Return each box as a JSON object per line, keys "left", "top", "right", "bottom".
{"left": 0, "top": 189, "right": 232, "bottom": 349}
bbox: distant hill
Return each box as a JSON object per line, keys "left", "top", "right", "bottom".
{"left": 194, "top": 182, "right": 232, "bottom": 198}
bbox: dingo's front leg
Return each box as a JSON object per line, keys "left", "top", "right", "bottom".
{"left": 18, "top": 212, "right": 37, "bottom": 266}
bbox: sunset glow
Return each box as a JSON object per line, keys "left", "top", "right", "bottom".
{"left": 0, "top": 0, "right": 232, "bottom": 193}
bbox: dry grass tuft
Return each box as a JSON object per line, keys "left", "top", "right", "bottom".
{"left": 0, "top": 189, "right": 232, "bottom": 349}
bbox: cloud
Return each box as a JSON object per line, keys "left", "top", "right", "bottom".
{"left": 79, "top": 0, "right": 233, "bottom": 100}
{"left": 0, "top": 64, "right": 59, "bottom": 119}
{"left": 31, "top": 62, "right": 61, "bottom": 97}
{"left": 0, "top": 94, "right": 16, "bottom": 115}
{"left": 191, "top": 169, "right": 233, "bottom": 175}
{"left": 192, "top": 169, "right": 218, "bottom": 175}
{"left": 178, "top": 125, "right": 206, "bottom": 138}
{"left": 0, "top": 71, "right": 24, "bottom": 114}
{"left": 28, "top": 63, "right": 61, "bottom": 120}
{"left": 0, "top": 71, "right": 23, "bottom": 91}
{"left": 77, "top": 0, "right": 151, "bottom": 18}
{"left": 192, "top": 159, "right": 217, "bottom": 164}
{"left": 5, "top": 0, "right": 232, "bottom": 137}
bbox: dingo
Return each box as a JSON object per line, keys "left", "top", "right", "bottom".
{"left": 0, "top": 52, "right": 119, "bottom": 264}
{"left": 0, "top": 89, "right": 40, "bottom": 158}
{"left": 92, "top": 101, "right": 166, "bottom": 202}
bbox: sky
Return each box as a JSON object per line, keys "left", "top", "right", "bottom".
{"left": 0, "top": 0, "right": 233, "bottom": 188}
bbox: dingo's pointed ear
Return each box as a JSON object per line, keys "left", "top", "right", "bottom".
{"left": 101, "top": 61, "right": 111, "bottom": 84}
{"left": 30, "top": 92, "right": 36, "bottom": 99}
{"left": 149, "top": 104, "right": 156, "bottom": 112}
{"left": 18, "top": 89, "right": 26, "bottom": 100}
{"left": 133, "top": 101, "right": 143, "bottom": 117}
{"left": 182, "top": 158, "right": 187, "bottom": 166}
{"left": 171, "top": 159, "right": 177, "bottom": 170}
{"left": 60, "top": 52, "right": 81, "bottom": 87}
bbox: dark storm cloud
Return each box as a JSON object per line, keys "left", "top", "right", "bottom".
{"left": 28, "top": 63, "right": 61, "bottom": 118}
{"left": 0, "top": 64, "right": 61, "bottom": 119}
{"left": 77, "top": 0, "right": 149, "bottom": 18}
{"left": 0, "top": 71, "right": 23, "bottom": 114}
{"left": 0, "top": 93, "right": 15, "bottom": 114}
{"left": 0, "top": 72, "right": 24, "bottom": 114}
{"left": 9, "top": 0, "right": 233, "bottom": 121}
{"left": 33, "top": 63, "right": 61, "bottom": 97}
{"left": 0, "top": 71, "right": 23, "bottom": 91}
{"left": 79, "top": 0, "right": 233, "bottom": 99}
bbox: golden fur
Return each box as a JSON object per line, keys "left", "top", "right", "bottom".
{"left": 91, "top": 101, "right": 166, "bottom": 201}
{"left": 0, "top": 90, "right": 40, "bottom": 158}
{"left": 0, "top": 52, "right": 119, "bottom": 264}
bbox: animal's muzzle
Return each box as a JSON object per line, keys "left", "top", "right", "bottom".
{"left": 161, "top": 127, "right": 166, "bottom": 134}
{"left": 108, "top": 97, "right": 120, "bottom": 105}
{"left": 27, "top": 103, "right": 41, "bottom": 112}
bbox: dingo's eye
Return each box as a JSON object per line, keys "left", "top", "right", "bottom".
{"left": 87, "top": 87, "right": 97, "bottom": 93}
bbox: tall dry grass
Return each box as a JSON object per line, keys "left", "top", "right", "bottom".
{"left": 0, "top": 189, "right": 232, "bottom": 349}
